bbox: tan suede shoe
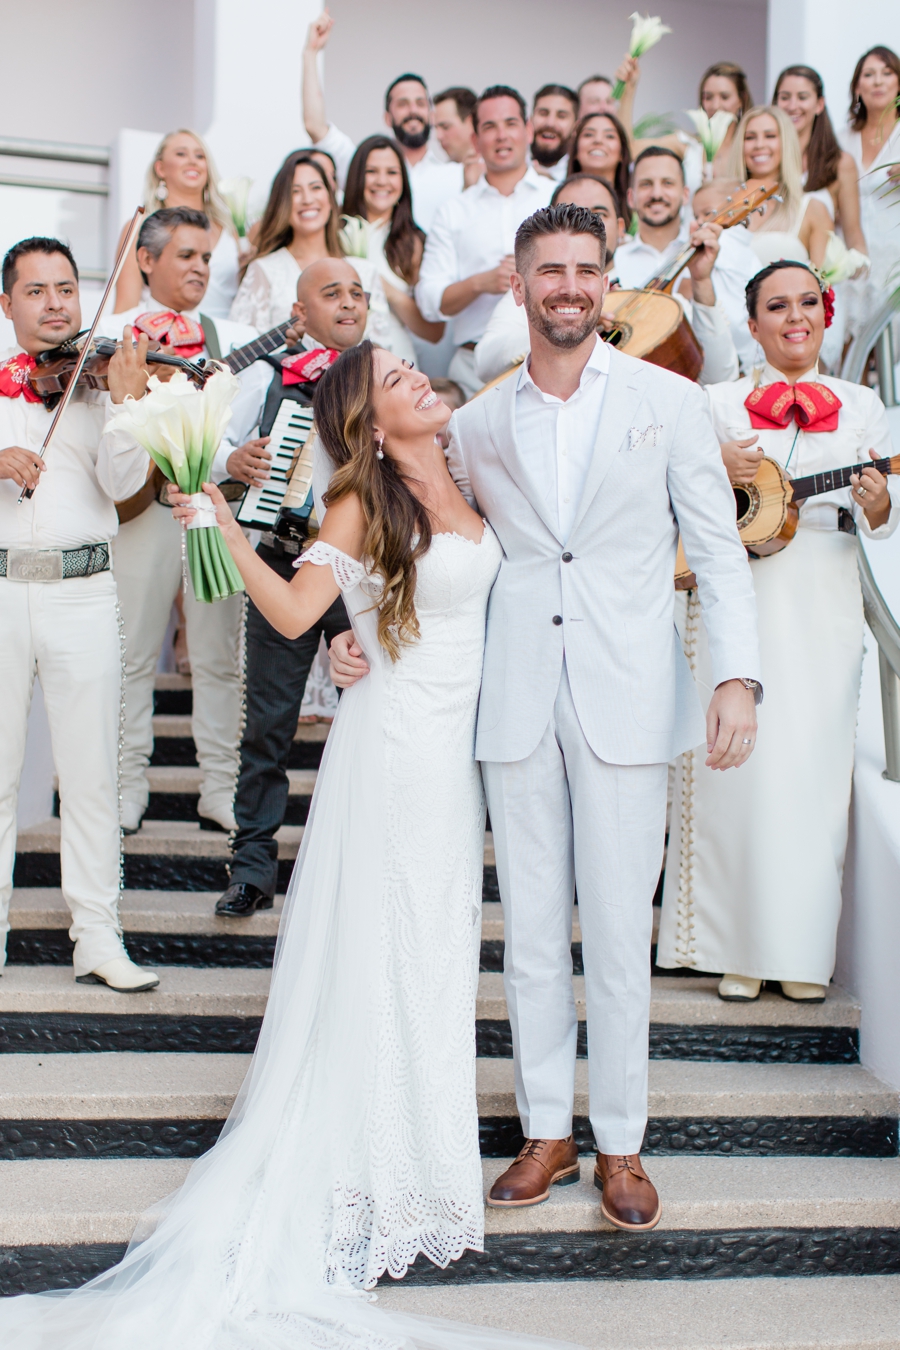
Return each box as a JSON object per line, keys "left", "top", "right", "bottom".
{"left": 487, "top": 1135, "right": 580, "bottom": 1207}
{"left": 594, "top": 1153, "right": 662, "bottom": 1231}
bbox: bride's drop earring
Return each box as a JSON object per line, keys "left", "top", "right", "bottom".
{"left": 375, "top": 434, "right": 384, "bottom": 460}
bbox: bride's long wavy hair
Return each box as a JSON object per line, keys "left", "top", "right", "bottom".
{"left": 313, "top": 341, "right": 432, "bottom": 660}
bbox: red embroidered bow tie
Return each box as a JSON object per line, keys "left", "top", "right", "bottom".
{"left": 132, "top": 311, "right": 205, "bottom": 359}
{"left": 0, "top": 352, "right": 42, "bottom": 403}
{"left": 281, "top": 347, "right": 339, "bottom": 387}
{"left": 744, "top": 381, "right": 842, "bottom": 433}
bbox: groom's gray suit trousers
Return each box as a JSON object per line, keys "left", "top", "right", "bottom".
{"left": 482, "top": 660, "right": 667, "bottom": 1155}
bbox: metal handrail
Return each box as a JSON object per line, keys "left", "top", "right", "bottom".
{"left": 0, "top": 173, "right": 108, "bottom": 197}
{"left": 0, "top": 136, "right": 109, "bottom": 166}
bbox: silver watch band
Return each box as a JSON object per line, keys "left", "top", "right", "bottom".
{"left": 739, "top": 677, "right": 763, "bottom": 706}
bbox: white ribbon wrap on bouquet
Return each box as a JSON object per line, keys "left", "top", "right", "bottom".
{"left": 186, "top": 492, "right": 218, "bottom": 528}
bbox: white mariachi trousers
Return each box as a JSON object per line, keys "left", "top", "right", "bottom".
{"left": 113, "top": 502, "right": 243, "bottom": 820}
{"left": 0, "top": 571, "right": 127, "bottom": 975}
{"left": 482, "top": 662, "right": 668, "bottom": 1155}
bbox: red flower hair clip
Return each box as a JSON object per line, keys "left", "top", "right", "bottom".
{"left": 822, "top": 286, "right": 835, "bottom": 329}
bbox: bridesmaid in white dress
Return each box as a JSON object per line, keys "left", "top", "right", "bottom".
{"left": 658, "top": 261, "right": 899, "bottom": 1003}
{"left": 838, "top": 46, "right": 900, "bottom": 343}
{"left": 0, "top": 346, "right": 577, "bottom": 1350}
{"left": 339, "top": 135, "right": 445, "bottom": 364}
{"left": 113, "top": 129, "right": 242, "bottom": 319}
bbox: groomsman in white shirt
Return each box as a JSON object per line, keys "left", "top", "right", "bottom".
{"left": 301, "top": 11, "right": 463, "bottom": 231}
{"left": 416, "top": 86, "right": 554, "bottom": 398}
{"left": 530, "top": 85, "right": 579, "bottom": 183}
{"left": 0, "top": 237, "right": 159, "bottom": 992}
{"left": 97, "top": 208, "right": 271, "bottom": 835}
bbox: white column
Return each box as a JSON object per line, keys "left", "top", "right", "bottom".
{"left": 767, "top": 0, "right": 900, "bottom": 112}
{"left": 193, "top": 0, "right": 322, "bottom": 214}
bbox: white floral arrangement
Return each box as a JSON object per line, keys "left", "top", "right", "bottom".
{"left": 685, "top": 108, "right": 735, "bottom": 163}
{"left": 106, "top": 368, "right": 244, "bottom": 602}
{"left": 612, "top": 12, "right": 672, "bottom": 100}
{"left": 339, "top": 215, "right": 371, "bottom": 260}
{"left": 820, "top": 232, "right": 870, "bottom": 285}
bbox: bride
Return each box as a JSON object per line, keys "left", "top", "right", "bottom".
{"left": 1, "top": 343, "right": 576, "bottom": 1350}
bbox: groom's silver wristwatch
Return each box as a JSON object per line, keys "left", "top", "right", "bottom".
{"left": 738, "top": 677, "right": 763, "bottom": 705}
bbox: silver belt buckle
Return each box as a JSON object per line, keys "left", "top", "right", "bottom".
{"left": 7, "top": 547, "right": 64, "bottom": 581}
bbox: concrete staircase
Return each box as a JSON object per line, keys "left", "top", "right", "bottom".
{"left": 2, "top": 673, "right": 899, "bottom": 1346}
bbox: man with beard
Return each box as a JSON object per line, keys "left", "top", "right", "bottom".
{"left": 301, "top": 11, "right": 462, "bottom": 231}
{"left": 530, "top": 84, "right": 579, "bottom": 182}
{"left": 331, "top": 203, "right": 761, "bottom": 1229}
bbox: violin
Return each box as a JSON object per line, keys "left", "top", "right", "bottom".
{"left": 29, "top": 333, "right": 209, "bottom": 408}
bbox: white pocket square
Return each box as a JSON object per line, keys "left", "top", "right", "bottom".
{"left": 628, "top": 425, "right": 663, "bottom": 451}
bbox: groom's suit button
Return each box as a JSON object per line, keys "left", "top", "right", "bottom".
{"left": 552, "top": 614, "right": 563, "bottom": 625}
{"left": 561, "top": 552, "right": 573, "bottom": 562}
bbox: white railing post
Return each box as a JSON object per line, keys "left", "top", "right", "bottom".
{"left": 875, "top": 326, "right": 898, "bottom": 408}
{"left": 878, "top": 648, "right": 900, "bottom": 782}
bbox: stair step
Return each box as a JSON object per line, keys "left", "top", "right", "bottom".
{"left": 0, "top": 1054, "right": 891, "bottom": 1159}
{"left": 138, "top": 767, "right": 315, "bottom": 824}
{"left": 149, "top": 715, "right": 328, "bottom": 768}
{"left": 152, "top": 674, "right": 192, "bottom": 716}
{"left": 377, "top": 1275, "right": 900, "bottom": 1348}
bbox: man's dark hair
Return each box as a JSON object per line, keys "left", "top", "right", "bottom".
{"left": 745, "top": 259, "right": 823, "bottom": 319}
{"left": 551, "top": 172, "right": 624, "bottom": 223}
{"left": 136, "top": 207, "right": 210, "bottom": 284}
{"left": 433, "top": 86, "right": 477, "bottom": 122}
{"left": 631, "top": 145, "right": 685, "bottom": 180}
{"left": 533, "top": 83, "right": 579, "bottom": 115}
{"left": 2, "top": 236, "right": 78, "bottom": 295}
{"left": 577, "top": 74, "right": 614, "bottom": 94}
{"left": 514, "top": 203, "right": 606, "bottom": 273}
{"left": 385, "top": 72, "right": 428, "bottom": 109}
{"left": 473, "top": 85, "right": 527, "bottom": 131}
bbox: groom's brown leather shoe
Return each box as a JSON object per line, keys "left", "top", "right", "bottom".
{"left": 594, "top": 1153, "right": 662, "bottom": 1231}
{"left": 487, "top": 1135, "right": 580, "bottom": 1207}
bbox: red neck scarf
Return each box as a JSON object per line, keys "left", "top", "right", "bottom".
{"left": 132, "top": 311, "right": 205, "bottom": 359}
{"left": 744, "top": 380, "right": 842, "bottom": 433}
{"left": 0, "top": 352, "right": 42, "bottom": 403}
{"left": 281, "top": 347, "right": 339, "bottom": 387}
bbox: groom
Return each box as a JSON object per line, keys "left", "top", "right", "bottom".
{"left": 332, "top": 203, "right": 761, "bottom": 1231}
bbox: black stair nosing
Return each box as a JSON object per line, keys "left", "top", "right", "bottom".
{"left": 4, "top": 1227, "right": 900, "bottom": 1296}
{"left": 149, "top": 739, "right": 323, "bottom": 769}
{"left": 153, "top": 689, "right": 192, "bottom": 715}
{"left": 0, "top": 1013, "right": 264, "bottom": 1055}
{"left": 51, "top": 793, "right": 313, "bottom": 826}
{"left": 0, "top": 1114, "right": 894, "bottom": 1161}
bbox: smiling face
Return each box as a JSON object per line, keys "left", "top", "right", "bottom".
{"left": 386, "top": 79, "right": 431, "bottom": 151}
{"left": 741, "top": 114, "right": 782, "bottom": 181}
{"left": 475, "top": 96, "right": 531, "bottom": 175}
{"left": 139, "top": 224, "right": 211, "bottom": 312}
{"left": 856, "top": 55, "right": 900, "bottom": 117}
{"left": 775, "top": 75, "right": 824, "bottom": 140}
{"left": 748, "top": 267, "right": 825, "bottom": 374}
{"left": 513, "top": 229, "right": 607, "bottom": 350}
{"left": 578, "top": 79, "right": 616, "bottom": 118}
{"left": 574, "top": 116, "right": 622, "bottom": 175}
{"left": 293, "top": 259, "right": 368, "bottom": 352}
{"left": 370, "top": 348, "right": 447, "bottom": 450}
{"left": 362, "top": 146, "right": 404, "bottom": 221}
{"left": 629, "top": 154, "right": 687, "bottom": 230}
{"left": 155, "top": 133, "right": 208, "bottom": 197}
{"left": 290, "top": 163, "right": 333, "bottom": 239}
{"left": 0, "top": 250, "right": 81, "bottom": 353}
{"left": 555, "top": 178, "right": 623, "bottom": 257}
{"left": 701, "top": 75, "right": 743, "bottom": 120}
{"left": 532, "top": 94, "right": 577, "bottom": 167}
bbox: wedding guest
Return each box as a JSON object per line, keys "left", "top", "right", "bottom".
{"left": 839, "top": 46, "right": 900, "bottom": 344}
{"left": 0, "top": 237, "right": 158, "bottom": 992}
{"left": 658, "top": 260, "right": 899, "bottom": 1002}
{"left": 416, "top": 86, "right": 553, "bottom": 398}
{"left": 433, "top": 87, "right": 483, "bottom": 188}
{"left": 301, "top": 11, "right": 463, "bottom": 231}
{"left": 531, "top": 84, "right": 579, "bottom": 182}
{"left": 568, "top": 112, "right": 631, "bottom": 210}
{"left": 98, "top": 208, "right": 270, "bottom": 835}
{"left": 697, "top": 62, "right": 753, "bottom": 177}
{"left": 340, "top": 135, "right": 445, "bottom": 362}
{"left": 727, "top": 105, "right": 832, "bottom": 270}
{"left": 577, "top": 74, "right": 618, "bottom": 118}
{"left": 113, "top": 129, "right": 241, "bottom": 319}
{"left": 690, "top": 177, "right": 762, "bottom": 373}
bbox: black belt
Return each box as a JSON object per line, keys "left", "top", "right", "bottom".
{"left": 0, "top": 542, "right": 111, "bottom": 581}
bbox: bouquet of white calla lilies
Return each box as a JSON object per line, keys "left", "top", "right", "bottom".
{"left": 613, "top": 12, "right": 672, "bottom": 99}
{"left": 339, "top": 214, "right": 371, "bottom": 260}
{"left": 218, "top": 177, "right": 253, "bottom": 238}
{"left": 106, "top": 368, "right": 245, "bottom": 602}
{"left": 820, "top": 231, "right": 870, "bottom": 286}
{"left": 686, "top": 108, "right": 735, "bottom": 163}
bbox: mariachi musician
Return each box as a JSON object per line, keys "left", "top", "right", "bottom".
{"left": 211, "top": 257, "right": 366, "bottom": 917}
{"left": 0, "top": 236, "right": 159, "bottom": 992}
{"left": 658, "top": 259, "right": 899, "bottom": 1002}
{"left": 97, "top": 207, "right": 271, "bottom": 835}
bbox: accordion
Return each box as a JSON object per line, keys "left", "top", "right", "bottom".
{"left": 235, "top": 399, "right": 319, "bottom": 543}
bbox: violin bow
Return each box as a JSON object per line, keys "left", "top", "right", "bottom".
{"left": 19, "top": 204, "right": 145, "bottom": 502}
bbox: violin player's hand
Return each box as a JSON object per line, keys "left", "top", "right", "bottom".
{"left": 0, "top": 446, "right": 46, "bottom": 491}
{"left": 107, "top": 326, "right": 150, "bottom": 404}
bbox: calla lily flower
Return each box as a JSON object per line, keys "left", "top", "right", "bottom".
{"left": 686, "top": 108, "right": 735, "bottom": 163}
{"left": 613, "top": 13, "right": 672, "bottom": 98}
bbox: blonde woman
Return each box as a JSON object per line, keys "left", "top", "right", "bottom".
{"left": 727, "top": 104, "right": 832, "bottom": 269}
{"left": 113, "top": 129, "right": 240, "bottom": 318}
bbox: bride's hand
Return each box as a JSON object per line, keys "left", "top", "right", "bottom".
{"left": 330, "top": 630, "right": 369, "bottom": 687}
{"left": 169, "top": 481, "right": 241, "bottom": 545}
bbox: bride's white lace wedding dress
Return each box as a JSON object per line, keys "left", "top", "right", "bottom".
{"left": 1, "top": 517, "right": 578, "bottom": 1350}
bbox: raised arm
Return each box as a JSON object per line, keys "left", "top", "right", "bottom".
{"left": 301, "top": 10, "right": 333, "bottom": 145}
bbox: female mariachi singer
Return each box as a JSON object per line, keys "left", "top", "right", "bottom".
{"left": 657, "top": 260, "right": 899, "bottom": 1002}
{"left": 114, "top": 129, "right": 241, "bottom": 319}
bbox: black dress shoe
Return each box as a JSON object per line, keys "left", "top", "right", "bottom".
{"left": 215, "top": 883, "right": 273, "bottom": 916}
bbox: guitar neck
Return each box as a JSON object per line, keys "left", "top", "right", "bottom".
{"left": 224, "top": 321, "right": 292, "bottom": 374}
{"left": 790, "top": 457, "right": 897, "bottom": 501}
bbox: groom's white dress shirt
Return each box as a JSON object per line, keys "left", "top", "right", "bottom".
{"left": 515, "top": 338, "right": 608, "bottom": 541}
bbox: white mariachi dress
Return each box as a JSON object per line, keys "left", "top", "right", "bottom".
{"left": 658, "top": 366, "right": 900, "bottom": 985}
{"left": 0, "top": 520, "right": 566, "bottom": 1350}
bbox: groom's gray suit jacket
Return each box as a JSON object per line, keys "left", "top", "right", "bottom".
{"left": 446, "top": 346, "right": 761, "bottom": 767}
